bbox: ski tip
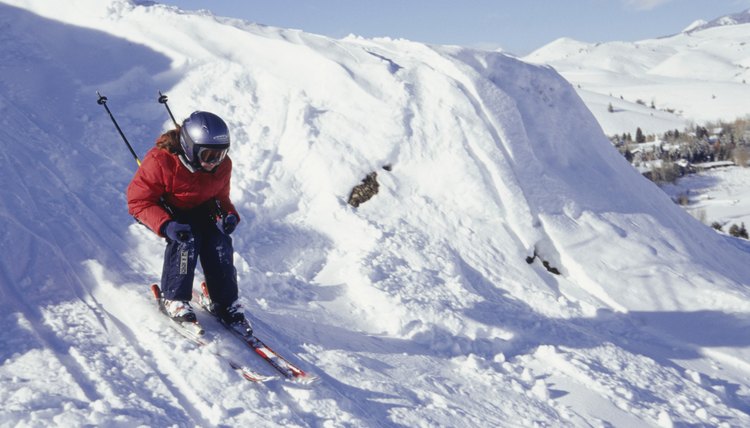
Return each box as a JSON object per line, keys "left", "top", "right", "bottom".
{"left": 150, "top": 283, "right": 161, "bottom": 299}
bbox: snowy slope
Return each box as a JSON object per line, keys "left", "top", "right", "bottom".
{"left": 1, "top": 1, "right": 750, "bottom": 426}
{"left": 662, "top": 166, "right": 750, "bottom": 229}
{"left": 525, "top": 11, "right": 750, "bottom": 136}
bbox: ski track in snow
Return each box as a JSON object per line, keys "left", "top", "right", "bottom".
{"left": 1, "top": 1, "right": 750, "bottom": 426}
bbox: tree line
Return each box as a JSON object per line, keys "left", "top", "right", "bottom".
{"left": 611, "top": 116, "right": 750, "bottom": 240}
{"left": 612, "top": 116, "right": 750, "bottom": 183}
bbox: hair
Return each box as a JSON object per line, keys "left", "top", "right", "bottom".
{"left": 155, "top": 127, "right": 181, "bottom": 154}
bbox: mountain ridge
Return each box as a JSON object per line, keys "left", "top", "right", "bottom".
{"left": 684, "top": 8, "right": 750, "bottom": 33}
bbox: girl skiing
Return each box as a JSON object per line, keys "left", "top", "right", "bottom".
{"left": 127, "top": 111, "right": 246, "bottom": 328}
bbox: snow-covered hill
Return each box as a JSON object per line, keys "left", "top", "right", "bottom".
{"left": 525, "top": 10, "right": 750, "bottom": 136}
{"left": 1, "top": 1, "right": 750, "bottom": 426}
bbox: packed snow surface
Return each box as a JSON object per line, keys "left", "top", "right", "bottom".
{"left": 1, "top": 1, "right": 749, "bottom": 426}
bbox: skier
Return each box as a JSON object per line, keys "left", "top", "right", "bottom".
{"left": 127, "top": 111, "right": 246, "bottom": 328}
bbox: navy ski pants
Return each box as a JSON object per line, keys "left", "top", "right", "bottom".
{"left": 160, "top": 209, "right": 238, "bottom": 308}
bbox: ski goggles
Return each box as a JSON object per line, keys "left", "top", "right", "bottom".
{"left": 197, "top": 147, "right": 228, "bottom": 165}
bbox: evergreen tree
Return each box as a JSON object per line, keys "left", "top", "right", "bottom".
{"left": 729, "top": 223, "right": 749, "bottom": 239}
{"left": 636, "top": 127, "right": 645, "bottom": 143}
{"left": 696, "top": 126, "right": 708, "bottom": 139}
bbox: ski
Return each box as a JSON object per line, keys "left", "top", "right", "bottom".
{"left": 194, "top": 282, "right": 319, "bottom": 385}
{"left": 150, "top": 284, "right": 275, "bottom": 383}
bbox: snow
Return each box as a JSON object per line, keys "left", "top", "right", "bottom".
{"left": 525, "top": 17, "right": 750, "bottom": 136}
{"left": 662, "top": 165, "right": 750, "bottom": 229}
{"left": 1, "top": 0, "right": 750, "bottom": 426}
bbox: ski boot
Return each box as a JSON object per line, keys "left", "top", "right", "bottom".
{"left": 215, "top": 301, "right": 253, "bottom": 337}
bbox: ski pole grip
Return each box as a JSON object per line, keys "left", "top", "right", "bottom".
{"left": 95, "top": 91, "right": 142, "bottom": 166}
{"left": 158, "top": 90, "right": 180, "bottom": 127}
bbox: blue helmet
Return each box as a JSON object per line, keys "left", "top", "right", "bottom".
{"left": 179, "top": 111, "right": 230, "bottom": 172}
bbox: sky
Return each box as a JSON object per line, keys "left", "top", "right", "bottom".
{"left": 156, "top": 0, "right": 750, "bottom": 55}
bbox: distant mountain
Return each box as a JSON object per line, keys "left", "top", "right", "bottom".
{"left": 525, "top": 10, "right": 750, "bottom": 135}
{"left": 684, "top": 9, "right": 750, "bottom": 33}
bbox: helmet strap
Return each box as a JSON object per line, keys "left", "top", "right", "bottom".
{"left": 177, "top": 152, "right": 198, "bottom": 173}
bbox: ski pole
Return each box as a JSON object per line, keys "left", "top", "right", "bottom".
{"left": 97, "top": 92, "right": 177, "bottom": 219}
{"left": 158, "top": 90, "right": 180, "bottom": 128}
{"left": 96, "top": 91, "right": 142, "bottom": 166}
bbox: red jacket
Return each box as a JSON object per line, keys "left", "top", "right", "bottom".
{"left": 127, "top": 146, "right": 239, "bottom": 236}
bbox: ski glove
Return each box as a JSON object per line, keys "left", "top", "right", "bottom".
{"left": 217, "top": 213, "right": 238, "bottom": 235}
{"left": 162, "top": 221, "right": 193, "bottom": 243}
